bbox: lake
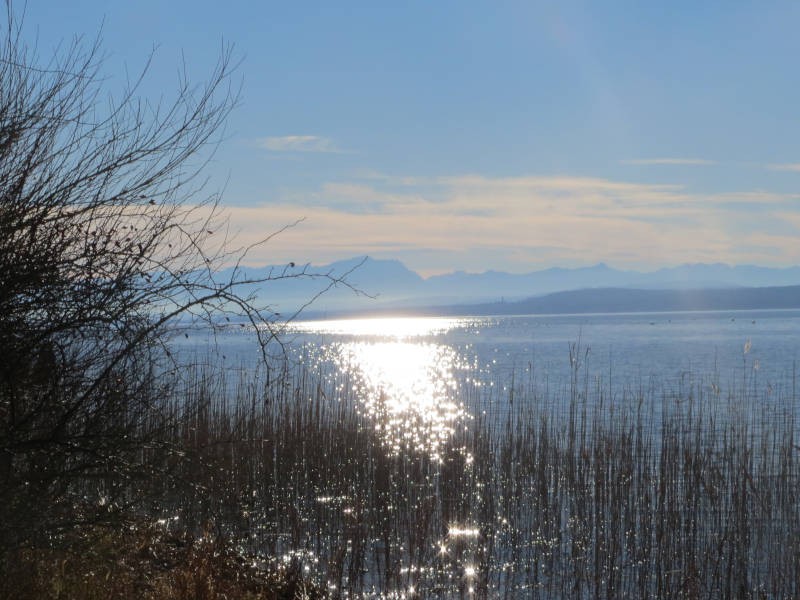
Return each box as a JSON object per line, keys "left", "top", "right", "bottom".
{"left": 172, "top": 309, "right": 800, "bottom": 596}
{"left": 186, "top": 308, "right": 800, "bottom": 459}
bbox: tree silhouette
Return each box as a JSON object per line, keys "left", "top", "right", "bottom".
{"left": 0, "top": 3, "right": 353, "bottom": 549}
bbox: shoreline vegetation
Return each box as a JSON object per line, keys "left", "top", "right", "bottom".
{"left": 6, "top": 350, "right": 799, "bottom": 599}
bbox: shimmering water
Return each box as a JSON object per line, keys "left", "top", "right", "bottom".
{"left": 173, "top": 309, "right": 800, "bottom": 596}
{"left": 192, "top": 309, "right": 800, "bottom": 458}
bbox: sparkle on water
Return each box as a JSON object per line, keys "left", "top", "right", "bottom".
{"left": 448, "top": 526, "right": 480, "bottom": 538}
{"left": 290, "top": 316, "right": 465, "bottom": 339}
{"left": 291, "top": 317, "right": 474, "bottom": 459}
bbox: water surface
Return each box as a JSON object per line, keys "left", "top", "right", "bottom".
{"left": 189, "top": 309, "right": 800, "bottom": 457}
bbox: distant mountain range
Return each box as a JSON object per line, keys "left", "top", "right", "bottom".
{"left": 225, "top": 257, "right": 800, "bottom": 317}
{"left": 426, "top": 286, "right": 800, "bottom": 317}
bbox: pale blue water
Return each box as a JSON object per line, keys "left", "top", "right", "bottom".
{"left": 456, "top": 309, "right": 799, "bottom": 395}
{"left": 186, "top": 308, "right": 800, "bottom": 419}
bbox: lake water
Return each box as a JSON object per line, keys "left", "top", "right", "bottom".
{"left": 176, "top": 309, "right": 800, "bottom": 595}
{"left": 192, "top": 308, "right": 800, "bottom": 459}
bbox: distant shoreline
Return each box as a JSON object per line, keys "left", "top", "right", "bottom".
{"left": 300, "top": 284, "right": 800, "bottom": 320}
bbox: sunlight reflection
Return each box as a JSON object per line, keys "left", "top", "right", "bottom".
{"left": 291, "top": 316, "right": 466, "bottom": 338}
{"left": 448, "top": 526, "right": 480, "bottom": 538}
{"left": 292, "top": 317, "right": 474, "bottom": 458}
{"left": 335, "top": 340, "right": 470, "bottom": 458}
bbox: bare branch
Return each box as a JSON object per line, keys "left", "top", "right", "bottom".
{"left": 0, "top": 1, "right": 361, "bottom": 548}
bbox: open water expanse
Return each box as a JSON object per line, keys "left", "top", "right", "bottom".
{"left": 213, "top": 308, "right": 800, "bottom": 386}
{"left": 188, "top": 308, "right": 800, "bottom": 448}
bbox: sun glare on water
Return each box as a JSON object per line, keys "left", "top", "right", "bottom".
{"left": 291, "top": 316, "right": 464, "bottom": 339}
{"left": 291, "top": 317, "right": 474, "bottom": 459}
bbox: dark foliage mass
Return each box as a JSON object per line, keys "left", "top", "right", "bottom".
{"left": 0, "top": 1, "right": 351, "bottom": 559}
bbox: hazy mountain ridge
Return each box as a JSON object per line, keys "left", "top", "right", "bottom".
{"left": 431, "top": 285, "right": 800, "bottom": 317}
{"left": 225, "top": 257, "right": 800, "bottom": 315}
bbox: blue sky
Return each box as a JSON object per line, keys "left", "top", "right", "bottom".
{"left": 19, "top": 1, "right": 800, "bottom": 275}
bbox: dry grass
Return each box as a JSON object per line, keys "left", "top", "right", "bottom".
{"left": 5, "top": 354, "right": 800, "bottom": 598}
{"left": 1, "top": 522, "right": 324, "bottom": 600}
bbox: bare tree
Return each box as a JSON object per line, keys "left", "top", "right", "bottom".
{"left": 0, "top": 3, "right": 355, "bottom": 549}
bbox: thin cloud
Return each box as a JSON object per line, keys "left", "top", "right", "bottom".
{"left": 705, "top": 191, "right": 800, "bottom": 205}
{"left": 621, "top": 158, "right": 717, "bottom": 166}
{"left": 213, "top": 169, "right": 800, "bottom": 275}
{"left": 258, "top": 135, "right": 342, "bottom": 153}
{"left": 766, "top": 163, "right": 800, "bottom": 172}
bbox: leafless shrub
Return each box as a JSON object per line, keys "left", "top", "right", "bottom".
{"left": 0, "top": 1, "right": 356, "bottom": 551}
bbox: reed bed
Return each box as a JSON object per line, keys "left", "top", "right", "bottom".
{"left": 110, "top": 347, "right": 798, "bottom": 599}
